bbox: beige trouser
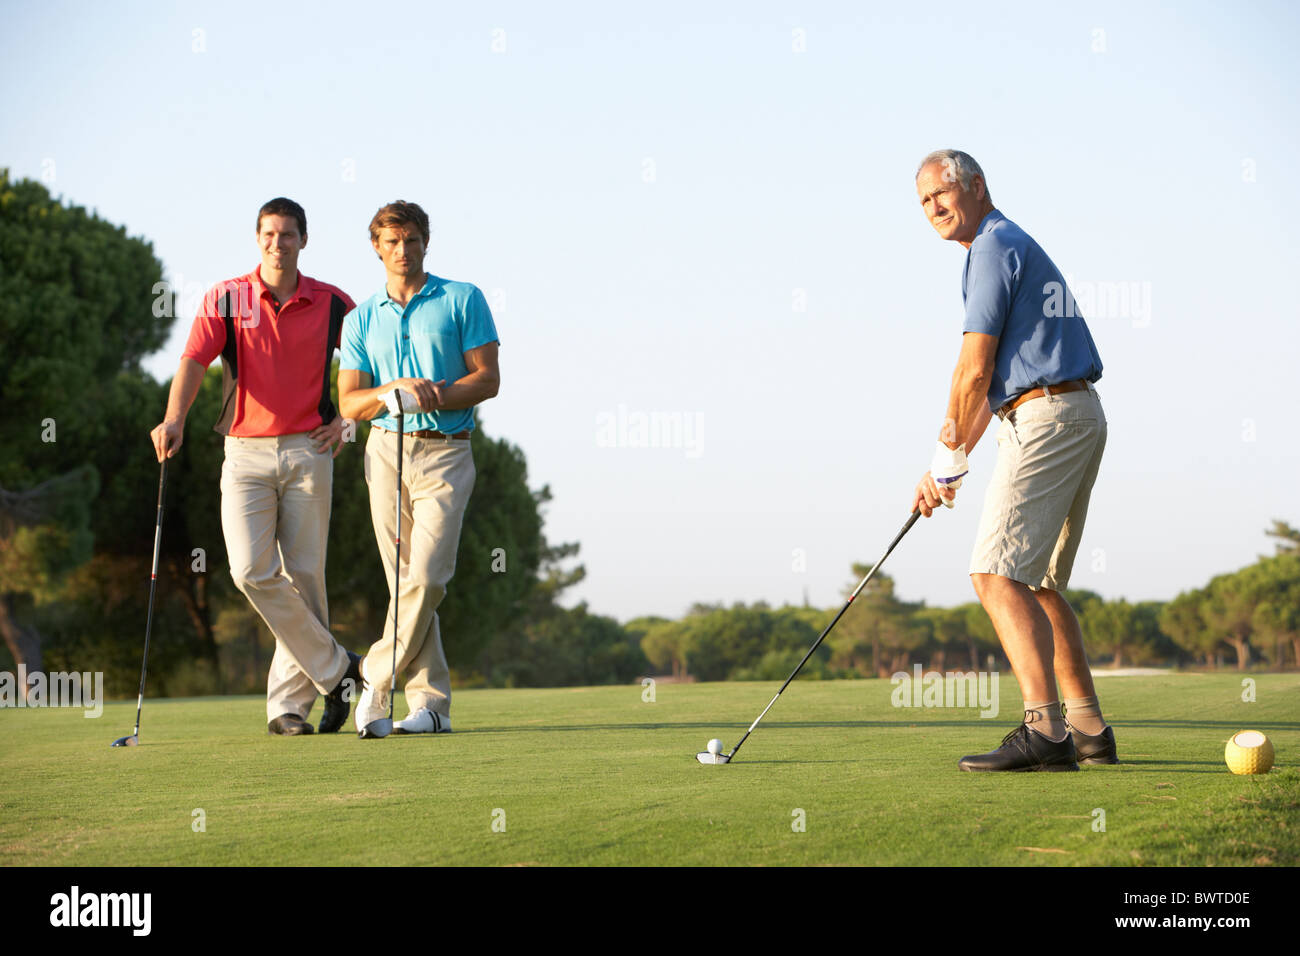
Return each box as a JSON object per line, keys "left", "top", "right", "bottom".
{"left": 362, "top": 427, "right": 475, "bottom": 718}
{"left": 220, "top": 434, "right": 349, "bottom": 722}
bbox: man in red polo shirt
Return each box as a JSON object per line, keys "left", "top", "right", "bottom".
{"left": 149, "top": 197, "right": 362, "bottom": 736}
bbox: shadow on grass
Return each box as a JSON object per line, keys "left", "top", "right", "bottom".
{"left": 1113, "top": 720, "right": 1300, "bottom": 732}
{"left": 459, "top": 720, "right": 1016, "bottom": 734}
{"left": 455, "top": 718, "right": 1300, "bottom": 735}
{"left": 1098, "top": 760, "right": 1242, "bottom": 773}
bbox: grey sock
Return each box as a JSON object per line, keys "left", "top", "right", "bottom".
{"left": 1064, "top": 696, "right": 1106, "bottom": 736}
{"left": 1023, "top": 700, "right": 1068, "bottom": 741}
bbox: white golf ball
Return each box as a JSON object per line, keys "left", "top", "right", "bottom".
{"left": 707, "top": 738, "right": 724, "bottom": 755}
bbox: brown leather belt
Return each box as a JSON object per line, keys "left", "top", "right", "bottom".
{"left": 998, "top": 379, "right": 1089, "bottom": 417}
{"left": 375, "top": 426, "right": 470, "bottom": 440}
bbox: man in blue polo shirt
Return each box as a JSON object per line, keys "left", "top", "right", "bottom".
{"left": 910, "top": 150, "right": 1116, "bottom": 772}
{"left": 338, "top": 200, "right": 499, "bottom": 738}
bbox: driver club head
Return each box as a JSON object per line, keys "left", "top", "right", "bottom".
{"left": 359, "top": 718, "right": 393, "bottom": 740}
{"left": 696, "top": 751, "right": 731, "bottom": 765}
{"left": 110, "top": 735, "right": 139, "bottom": 747}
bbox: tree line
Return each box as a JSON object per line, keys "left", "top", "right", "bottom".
{"left": 633, "top": 520, "right": 1298, "bottom": 682}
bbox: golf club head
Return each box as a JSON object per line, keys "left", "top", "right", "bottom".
{"left": 359, "top": 717, "right": 393, "bottom": 739}
{"left": 110, "top": 735, "right": 139, "bottom": 747}
{"left": 696, "top": 751, "right": 731, "bottom": 765}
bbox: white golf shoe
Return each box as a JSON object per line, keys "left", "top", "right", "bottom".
{"left": 392, "top": 708, "right": 451, "bottom": 735}
{"left": 354, "top": 682, "right": 392, "bottom": 739}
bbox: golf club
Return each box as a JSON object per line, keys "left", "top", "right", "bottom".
{"left": 360, "top": 390, "right": 405, "bottom": 738}
{"left": 112, "top": 459, "right": 168, "bottom": 747}
{"left": 696, "top": 509, "right": 922, "bottom": 765}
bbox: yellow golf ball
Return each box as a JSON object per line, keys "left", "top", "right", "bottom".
{"left": 1224, "top": 731, "right": 1274, "bottom": 775}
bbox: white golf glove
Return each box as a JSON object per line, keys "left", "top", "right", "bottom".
{"left": 382, "top": 388, "right": 421, "bottom": 416}
{"left": 929, "top": 441, "right": 969, "bottom": 509}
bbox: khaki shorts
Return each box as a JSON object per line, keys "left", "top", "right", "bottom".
{"left": 970, "top": 385, "right": 1106, "bottom": 591}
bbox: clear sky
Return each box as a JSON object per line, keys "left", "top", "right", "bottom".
{"left": 4, "top": 1, "right": 1298, "bottom": 621}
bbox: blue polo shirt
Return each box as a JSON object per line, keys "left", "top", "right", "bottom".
{"left": 962, "top": 210, "right": 1103, "bottom": 410}
{"left": 340, "top": 273, "right": 499, "bottom": 434}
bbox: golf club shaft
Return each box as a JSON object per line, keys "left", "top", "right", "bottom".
{"left": 728, "top": 510, "right": 921, "bottom": 761}
{"left": 131, "top": 459, "right": 168, "bottom": 738}
{"left": 390, "top": 390, "right": 404, "bottom": 721}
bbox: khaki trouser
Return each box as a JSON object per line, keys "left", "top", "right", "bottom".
{"left": 220, "top": 434, "right": 348, "bottom": 722}
{"left": 362, "top": 427, "right": 475, "bottom": 718}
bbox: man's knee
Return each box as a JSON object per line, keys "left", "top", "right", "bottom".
{"left": 970, "top": 572, "right": 1001, "bottom": 602}
{"left": 408, "top": 571, "right": 447, "bottom": 609}
{"left": 1033, "top": 586, "right": 1066, "bottom": 612}
{"left": 971, "top": 572, "right": 1034, "bottom": 607}
{"left": 280, "top": 559, "right": 324, "bottom": 593}
{"left": 230, "top": 562, "right": 274, "bottom": 596}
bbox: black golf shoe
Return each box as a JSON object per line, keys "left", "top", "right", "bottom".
{"left": 268, "top": 714, "right": 314, "bottom": 736}
{"left": 1068, "top": 723, "right": 1119, "bottom": 764}
{"left": 958, "top": 720, "right": 1079, "bottom": 772}
{"left": 319, "top": 651, "right": 363, "bottom": 734}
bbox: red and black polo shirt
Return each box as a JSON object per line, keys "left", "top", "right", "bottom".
{"left": 181, "top": 268, "right": 355, "bottom": 437}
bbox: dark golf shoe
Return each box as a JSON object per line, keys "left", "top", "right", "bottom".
{"left": 319, "top": 651, "right": 363, "bottom": 734}
{"left": 958, "top": 721, "right": 1079, "bottom": 772}
{"left": 268, "top": 714, "right": 315, "bottom": 736}
{"left": 1069, "top": 724, "right": 1119, "bottom": 764}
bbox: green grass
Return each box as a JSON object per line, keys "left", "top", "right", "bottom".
{"left": 2, "top": 674, "right": 1297, "bottom": 866}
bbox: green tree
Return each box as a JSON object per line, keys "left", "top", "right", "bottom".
{"left": 478, "top": 603, "right": 645, "bottom": 688}
{"left": 437, "top": 421, "right": 548, "bottom": 667}
{"left": 1242, "top": 552, "right": 1300, "bottom": 669}
{"left": 1081, "top": 598, "right": 1162, "bottom": 668}
{"left": 1265, "top": 519, "right": 1300, "bottom": 555}
{"left": 916, "top": 605, "right": 969, "bottom": 671}
{"left": 958, "top": 602, "right": 1001, "bottom": 670}
{"left": 0, "top": 170, "right": 171, "bottom": 673}
{"left": 1160, "top": 589, "right": 1216, "bottom": 666}
{"left": 629, "top": 603, "right": 827, "bottom": 682}
{"left": 680, "top": 604, "right": 778, "bottom": 682}
{"left": 640, "top": 618, "right": 690, "bottom": 678}
{"left": 1201, "top": 571, "right": 1256, "bottom": 670}
{"left": 830, "top": 571, "right": 926, "bottom": 677}
{"left": 729, "top": 605, "right": 829, "bottom": 681}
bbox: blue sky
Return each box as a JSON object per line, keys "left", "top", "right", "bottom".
{"left": 4, "top": 1, "right": 1298, "bottom": 620}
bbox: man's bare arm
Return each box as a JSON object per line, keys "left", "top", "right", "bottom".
{"left": 339, "top": 369, "right": 388, "bottom": 421}
{"left": 911, "top": 332, "right": 998, "bottom": 517}
{"left": 149, "top": 358, "right": 206, "bottom": 461}
{"left": 941, "top": 332, "right": 998, "bottom": 450}
{"left": 431, "top": 342, "right": 500, "bottom": 411}
{"left": 963, "top": 397, "right": 995, "bottom": 457}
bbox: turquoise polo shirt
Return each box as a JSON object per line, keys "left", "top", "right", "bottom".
{"left": 340, "top": 273, "right": 499, "bottom": 434}
{"left": 961, "top": 210, "right": 1103, "bottom": 410}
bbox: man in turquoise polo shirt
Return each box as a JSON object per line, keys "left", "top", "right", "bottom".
{"left": 338, "top": 200, "right": 499, "bottom": 738}
{"left": 910, "top": 149, "right": 1116, "bottom": 772}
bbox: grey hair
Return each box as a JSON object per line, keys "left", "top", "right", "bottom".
{"left": 915, "top": 149, "right": 991, "bottom": 200}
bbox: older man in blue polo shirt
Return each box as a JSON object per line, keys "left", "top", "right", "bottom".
{"left": 910, "top": 149, "right": 1116, "bottom": 772}
{"left": 338, "top": 200, "right": 500, "bottom": 738}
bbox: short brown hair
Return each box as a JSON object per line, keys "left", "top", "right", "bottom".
{"left": 257, "top": 197, "right": 307, "bottom": 238}
{"left": 369, "top": 200, "right": 430, "bottom": 245}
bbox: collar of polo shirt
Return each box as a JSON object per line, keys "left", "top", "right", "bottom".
{"left": 973, "top": 209, "right": 1004, "bottom": 239}
{"left": 251, "top": 265, "right": 313, "bottom": 304}
{"left": 380, "top": 273, "right": 441, "bottom": 306}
